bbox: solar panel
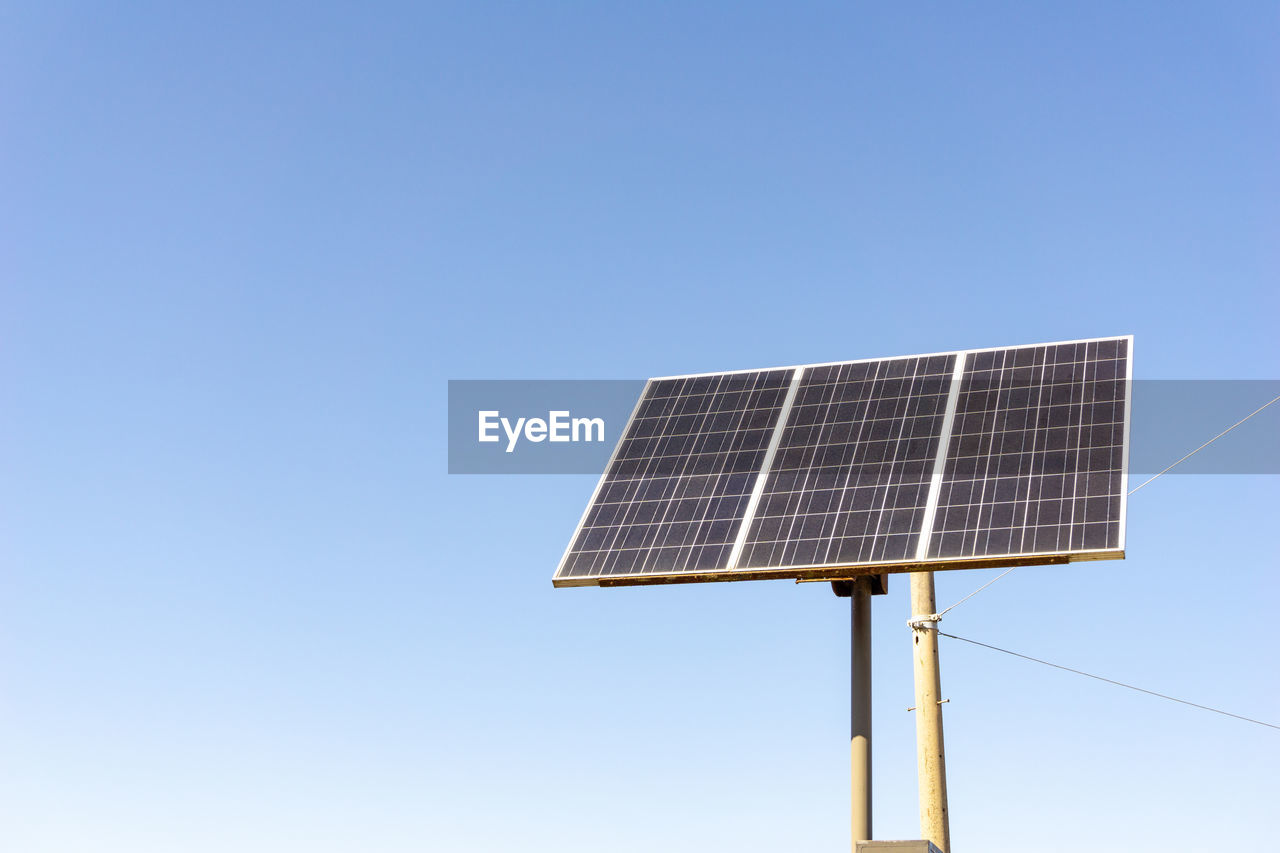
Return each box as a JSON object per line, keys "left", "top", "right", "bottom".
{"left": 556, "top": 370, "right": 795, "bottom": 580}
{"left": 735, "top": 355, "right": 954, "bottom": 571}
{"left": 926, "top": 339, "right": 1128, "bottom": 559}
{"left": 554, "top": 336, "right": 1131, "bottom": 588}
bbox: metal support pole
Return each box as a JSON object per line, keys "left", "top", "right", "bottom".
{"left": 909, "top": 571, "right": 950, "bottom": 853}
{"left": 850, "top": 576, "right": 872, "bottom": 846}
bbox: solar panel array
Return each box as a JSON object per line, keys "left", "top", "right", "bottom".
{"left": 555, "top": 337, "right": 1130, "bottom": 588}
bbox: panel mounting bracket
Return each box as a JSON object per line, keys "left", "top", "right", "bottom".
{"left": 831, "top": 575, "right": 889, "bottom": 597}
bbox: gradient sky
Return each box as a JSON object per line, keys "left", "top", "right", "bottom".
{"left": 3, "top": 4, "right": 1278, "bottom": 852}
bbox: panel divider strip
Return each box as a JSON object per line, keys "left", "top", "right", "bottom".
{"left": 726, "top": 367, "right": 804, "bottom": 570}
{"left": 915, "top": 353, "right": 967, "bottom": 561}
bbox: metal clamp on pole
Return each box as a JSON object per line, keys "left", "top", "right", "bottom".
{"left": 907, "top": 613, "right": 940, "bottom": 631}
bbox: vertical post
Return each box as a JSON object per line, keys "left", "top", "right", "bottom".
{"left": 909, "top": 571, "right": 950, "bottom": 852}
{"left": 850, "top": 577, "right": 872, "bottom": 847}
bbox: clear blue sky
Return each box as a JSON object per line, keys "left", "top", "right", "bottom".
{"left": 3, "top": 4, "right": 1277, "bottom": 852}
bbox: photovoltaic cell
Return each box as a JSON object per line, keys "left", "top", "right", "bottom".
{"left": 553, "top": 336, "right": 1130, "bottom": 588}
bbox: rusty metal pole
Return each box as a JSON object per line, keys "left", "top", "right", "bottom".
{"left": 850, "top": 576, "right": 872, "bottom": 847}
{"left": 909, "top": 571, "right": 950, "bottom": 852}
